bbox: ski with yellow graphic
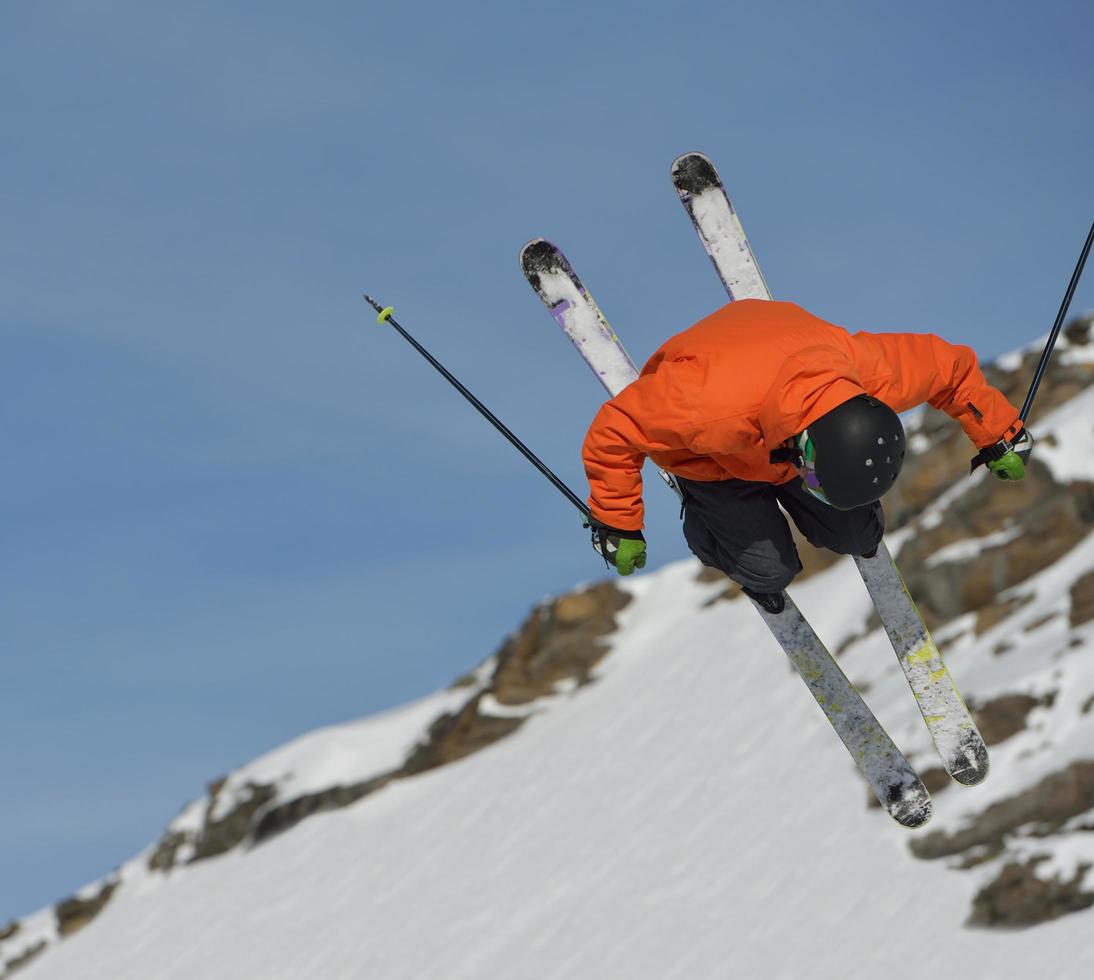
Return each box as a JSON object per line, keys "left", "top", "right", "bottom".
{"left": 672, "top": 149, "right": 990, "bottom": 786}
{"left": 855, "top": 546, "right": 989, "bottom": 784}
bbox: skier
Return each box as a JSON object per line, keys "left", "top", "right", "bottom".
{"left": 583, "top": 300, "right": 1033, "bottom": 610}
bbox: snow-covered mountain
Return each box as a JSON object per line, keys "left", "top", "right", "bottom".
{"left": 3, "top": 316, "right": 1093, "bottom": 979}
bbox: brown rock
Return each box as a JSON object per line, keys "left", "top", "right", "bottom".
{"left": 1070, "top": 570, "right": 1094, "bottom": 629}
{"left": 911, "top": 760, "right": 1094, "bottom": 863}
{"left": 490, "top": 581, "right": 630, "bottom": 706}
{"left": 968, "top": 859, "right": 1094, "bottom": 928}
{"left": 972, "top": 693, "right": 1049, "bottom": 746}
{"left": 975, "top": 594, "right": 1034, "bottom": 636}
{"left": 4, "top": 940, "right": 47, "bottom": 975}
{"left": 56, "top": 881, "right": 118, "bottom": 938}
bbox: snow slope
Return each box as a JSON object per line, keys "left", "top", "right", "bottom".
{"left": 13, "top": 526, "right": 1094, "bottom": 979}
{"left": 7, "top": 319, "right": 1094, "bottom": 979}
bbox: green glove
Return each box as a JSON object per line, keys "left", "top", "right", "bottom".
{"left": 988, "top": 451, "right": 1026, "bottom": 481}
{"left": 987, "top": 429, "right": 1035, "bottom": 482}
{"left": 588, "top": 519, "right": 647, "bottom": 576}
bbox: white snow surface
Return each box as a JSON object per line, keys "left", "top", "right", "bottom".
{"left": 925, "top": 525, "right": 1024, "bottom": 567}
{"left": 10, "top": 380, "right": 1094, "bottom": 980}
{"left": 208, "top": 687, "right": 474, "bottom": 823}
{"left": 994, "top": 312, "right": 1094, "bottom": 371}
{"left": 1034, "top": 383, "right": 1094, "bottom": 483}
{"left": 17, "top": 534, "right": 1094, "bottom": 979}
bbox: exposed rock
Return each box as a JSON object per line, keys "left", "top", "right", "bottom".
{"left": 402, "top": 695, "right": 525, "bottom": 775}
{"left": 447, "top": 671, "right": 480, "bottom": 689}
{"left": 56, "top": 880, "right": 118, "bottom": 938}
{"left": 968, "top": 859, "right": 1094, "bottom": 928}
{"left": 0, "top": 925, "right": 15, "bottom": 944}
{"left": 899, "top": 474, "right": 1092, "bottom": 630}
{"left": 192, "top": 782, "right": 278, "bottom": 863}
{"left": 148, "top": 581, "right": 632, "bottom": 869}
{"left": 147, "top": 830, "right": 188, "bottom": 874}
{"left": 972, "top": 693, "right": 1051, "bottom": 746}
{"left": 1064, "top": 316, "right": 1092, "bottom": 346}
{"left": 955, "top": 841, "right": 1006, "bottom": 870}
{"left": 975, "top": 593, "right": 1034, "bottom": 636}
{"left": 253, "top": 773, "right": 396, "bottom": 844}
{"left": 1070, "top": 570, "right": 1094, "bottom": 629}
{"left": 920, "top": 767, "right": 953, "bottom": 797}
{"left": 4, "top": 940, "right": 46, "bottom": 975}
{"left": 910, "top": 760, "right": 1094, "bottom": 862}
{"left": 1023, "top": 612, "right": 1063, "bottom": 633}
{"left": 489, "top": 581, "right": 629, "bottom": 705}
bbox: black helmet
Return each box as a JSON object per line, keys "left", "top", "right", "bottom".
{"left": 797, "top": 395, "right": 905, "bottom": 510}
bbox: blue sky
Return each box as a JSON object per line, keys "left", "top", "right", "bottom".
{"left": 2, "top": 0, "right": 1092, "bottom": 918}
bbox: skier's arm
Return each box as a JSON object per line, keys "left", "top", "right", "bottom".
{"left": 583, "top": 374, "right": 689, "bottom": 531}
{"left": 852, "top": 331, "right": 1022, "bottom": 448}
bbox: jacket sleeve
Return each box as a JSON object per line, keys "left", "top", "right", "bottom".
{"left": 852, "top": 331, "right": 1022, "bottom": 448}
{"left": 582, "top": 369, "right": 691, "bottom": 531}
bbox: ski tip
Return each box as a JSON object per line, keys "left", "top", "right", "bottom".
{"left": 887, "top": 786, "right": 933, "bottom": 830}
{"left": 670, "top": 151, "right": 723, "bottom": 196}
{"left": 948, "top": 735, "right": 990, "bottom": 786}
{"left": 519, "top": 238, "right": 568, "bottom": 283}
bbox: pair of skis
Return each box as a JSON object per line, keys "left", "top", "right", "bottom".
{"left": 520, "top": 153, "right": 988, "bottom": 829}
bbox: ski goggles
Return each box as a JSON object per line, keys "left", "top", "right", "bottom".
{"left": 793, "top": 431, "right": 833, "bottom": 507}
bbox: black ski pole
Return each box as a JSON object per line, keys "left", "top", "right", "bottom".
{"left": 1019, "top": 219, "right": 1094, "bottom": 422}
{"left": 363, "top": 295, "right": 591, "bottom": 521}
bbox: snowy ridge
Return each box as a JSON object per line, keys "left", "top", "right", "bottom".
{"left": 3, "top": 347, "right": 1094, "bottom": 977}
{"left": 10, "top": 520, "right": 1094, "bottom": 979}
{"left": 994, "top": 310, "right": 1094, "bottom": 371}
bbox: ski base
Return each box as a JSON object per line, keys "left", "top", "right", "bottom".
{"left": 855, "top": 545, "right": 990, "bottom": 786}
{"left": 750, "top": 593, "right": 933, "bottom": 829}
{"left": 671, "top": 151, "right": 770, "bottom": 302}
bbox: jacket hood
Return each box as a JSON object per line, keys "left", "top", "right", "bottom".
{"left": 757, "top": 344, "right": 867, "bottom": 446}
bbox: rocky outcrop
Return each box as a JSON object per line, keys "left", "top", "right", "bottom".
{"left": 912, "top": 760, "right": 1094, "bottom": 861}
{"left": 972, "top": 692, "right": 1055, "bottom": 746}
{"left": 56, "top": 881, "right": 119, "bottom": 938}
{"left": 145, "top": 580, "right": 631, "bottom": 873}
{"left": 969, "top": 859, "right": 1094, "bottom": 928}
{"left": 7, "top": 318, "right": 1092, "bottom": 967}
{"left": 3, "top": 941, "right": 45, "bottom": 976}
{"left": 1071, "top": 570, "right": 1094, "bottom": 628}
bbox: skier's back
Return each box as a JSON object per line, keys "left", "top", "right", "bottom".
{"left": 582, "top": 300, "right": 1031, "bottom": 606}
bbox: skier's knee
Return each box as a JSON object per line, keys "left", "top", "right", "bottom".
{"left": 731, "top": 564, "right": 796, "bottom": 596}
{"left": 821, "top": 506, "right": 884, "bottom": 557}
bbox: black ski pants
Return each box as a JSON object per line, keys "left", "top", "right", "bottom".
{"left": 678, "top": 475, "right": 884, "bottom": 594}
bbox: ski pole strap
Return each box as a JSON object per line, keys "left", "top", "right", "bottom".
{"left": 969, "top": 440, "right": 1012, "bottom": 473}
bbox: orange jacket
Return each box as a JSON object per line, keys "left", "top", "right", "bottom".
{"left": 583, "top": 300, "right": 1022, "bottom": 530}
